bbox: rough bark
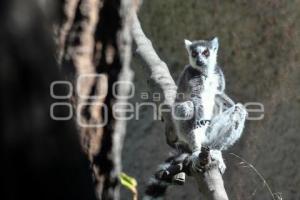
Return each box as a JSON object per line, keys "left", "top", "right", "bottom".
{"left": 131, "top": 11, "right": 229, "bottom": 200}
{"left": 58, "top": 0, "right": 134, "bottom": 199}
{"left": 131, "top": 12, "right": 179, "bottom": 146}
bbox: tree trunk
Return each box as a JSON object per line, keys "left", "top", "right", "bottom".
{"left": 58, "top": 0, "right": 135, "bottom": 199}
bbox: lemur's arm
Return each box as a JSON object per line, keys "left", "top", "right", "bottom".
{"left": 215, "top": 67, "right": 235, "bottom": 111}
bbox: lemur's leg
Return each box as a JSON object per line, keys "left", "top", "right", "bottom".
{"left": 206, "top": 103, "right": 247, "bottom": 151}
{"left": 216, "top": 93, "right": 235, "bottom": 109}
{"left": 203, "top": 103, "right": 246, "bottom": 174}
{"left": 174, "top": 100, "right": 209, "bottom": 162}
{"left": 186, "top": 126, "right": 209, "bottom": 170}
{"left": 143, "top": 153, "right": 189, "bottom": 200}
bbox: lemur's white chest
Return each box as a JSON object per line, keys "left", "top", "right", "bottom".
{"left": 189, "top": 71, "right": 218, "bottom": 119}
{"left": 202, "top": 73, "right": 218, "bottom": 118}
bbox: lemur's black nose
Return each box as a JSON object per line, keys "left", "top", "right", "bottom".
{"left": 196, "top": 60, "right": 204, "bottom": 66}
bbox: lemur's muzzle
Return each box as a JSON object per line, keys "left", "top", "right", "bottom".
{"left": 196, "top": 59, "right": 204, "bottom": 66}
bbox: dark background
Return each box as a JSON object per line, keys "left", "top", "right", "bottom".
{"left": 0, "top": 0, "right": 96, "bottom": 199}
{"left": 122, "top": 0, "right": 300, "bottom": 199}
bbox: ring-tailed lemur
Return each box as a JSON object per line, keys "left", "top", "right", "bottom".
{"left": 171, "top": 37, "right": 247, "bottom": 171}
{"left": 174, "top": 37, "right": 223, "bottom": 153}
{"left": 144, "top": 38, "right": 247, "bottom": 200}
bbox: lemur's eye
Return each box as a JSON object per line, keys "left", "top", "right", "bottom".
{"left": 191, "top": 50, "right": 198, "bottom": 58}
{"left": 202, "top": 49, "right": 210, "bottom": 57}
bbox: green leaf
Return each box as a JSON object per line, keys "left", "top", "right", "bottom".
{"left": 119, "top": 172, "right": 137, "bottom": 192}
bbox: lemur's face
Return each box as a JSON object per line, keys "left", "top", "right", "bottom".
{"left": 184, "top": 37, "right": 219, "bottom": 69}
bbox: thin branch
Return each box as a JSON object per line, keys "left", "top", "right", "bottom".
{"left": 230, "top": 153, "right": 282, "bottom": 200}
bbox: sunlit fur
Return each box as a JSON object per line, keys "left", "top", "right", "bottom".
{"left": 173, "top": 37, "right": 247, "bottom": 173}
{"left": 144, "top": 38, "right": 248, "bottom": 199}
{"left": 175, "top": 38, "right": 221, "bottom": 154}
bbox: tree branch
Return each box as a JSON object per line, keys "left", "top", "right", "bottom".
{"left": 131, "top": 12, "right": 229, "bottom": 200}
{"left": 131, "top": 12, "right": 177, "bottom": 106}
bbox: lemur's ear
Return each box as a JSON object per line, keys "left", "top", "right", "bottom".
{"left": 211, "top": 37, "right": 219, "bottom": 51}
{"left": 184, "top": 39, "right": 192, "bottom": 49}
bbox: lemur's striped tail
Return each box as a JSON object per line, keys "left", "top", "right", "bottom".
{"left": 143, "top": 153, "right": 189, "bottom": 200}
{"left": 143, "top": 177, "right": 169, "bottom": 200}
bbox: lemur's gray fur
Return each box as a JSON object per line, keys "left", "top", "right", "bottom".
{"left": 174, "top": 38, "right": 224, "bottom": 152}
{"left": 167, "top": 37, "right": 247, "bottom": 172}
{"left": 144, "top": 38, "right": 247, "bottom": 200}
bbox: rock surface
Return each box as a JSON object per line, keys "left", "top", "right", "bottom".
{"left": 122, "top": 1, "right": 300, "bottom": 199}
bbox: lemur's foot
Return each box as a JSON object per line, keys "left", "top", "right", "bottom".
{"left": 210, "top": 150, "right": 226, "bottom": 174}
{"left": 198, "top": 146, "right": 210, "bottom": 166}
{"left": 172, "top": 172, "right": 186, "bottom": 185}
{"left": 189, "top": 147, "right": 226, "bottom": 174}
{"left": 187, "top": 146, "right": 210, "bottom": 172}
